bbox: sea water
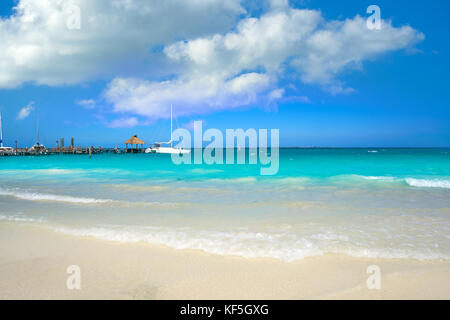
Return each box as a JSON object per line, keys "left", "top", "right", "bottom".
{"left": 0, "top": 148, "right": 449, "bottom": 262}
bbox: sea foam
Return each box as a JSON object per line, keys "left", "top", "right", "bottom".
{"left": 0, "top": 187, "right": 182, "bottom": 208}
{"left": 51, "top": 225, "right": 450, "bottom": 262}
{"left": 0, "top": 188, "right": 112, "bottom": 204}
{"left": 0, "top": 214, "right": 45, "bottom": 223}
{"left": 405, "top": 178, "right": 450, "bottom": 189}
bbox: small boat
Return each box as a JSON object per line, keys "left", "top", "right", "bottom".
{"left": 29, "top": 143, "right": 47, "bottom": 155}
{"left": 0, "top": 112, "right": 14, "bottom": 155}
{"left": 29, "top": 114, "right": 47, "bottom": 155}
{"left": 145, "top": 104, "right": 190, "bottom": 155}
{"left": 0, "top": 146, "right": 14, "bottom": 155}
{"left": 146, "top": 143, "right": 191, "bottom": 154}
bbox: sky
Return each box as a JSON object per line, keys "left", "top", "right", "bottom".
{"left": 0, "top": 0, "right": 449, "bottom": 148}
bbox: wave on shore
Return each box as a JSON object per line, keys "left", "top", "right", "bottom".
{"left": 50, "top": 224, "right": 449, "bottom": 262}
{"left": 0, "top": 188, "right": 113, "bottom": 204}
{"left": 405, "top": 178, "right": 450, "bottom": 189}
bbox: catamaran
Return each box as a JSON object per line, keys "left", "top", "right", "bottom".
{"left": 0, "top": 112, "right": 14, "bottom": 155}
{"left": 29, "top": 113, "right": 47, "bottom": 155}
{"left": 145, "top": 104, "right": 190, "bottom": 154}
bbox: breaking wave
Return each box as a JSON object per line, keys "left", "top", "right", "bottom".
{"left": 405, "top": 178, "right": 450, "bottom": 189}
{"left": 0, "top": 214, "right": 45, "bottom": 223}
{"left": 0, "top": 188, "right": 113, "bottom": 204}
{"left": 52, "top": 225, "right": 450, "bottom": 262}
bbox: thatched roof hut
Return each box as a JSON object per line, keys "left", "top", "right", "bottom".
{"left": 124, "top": 135, "right": 145, "bottom": 145}
{"left": 124, "top": 135, "right": 145, "bottom": 153}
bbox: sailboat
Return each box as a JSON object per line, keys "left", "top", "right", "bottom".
{"left": 0, "top": 112, "right": 14, "bottom": 155}
{"left": 145, "top": 104, "right": 190, "bottom": 154}
{"left": 29, "top": 113, "right": 47, "bottom": 155}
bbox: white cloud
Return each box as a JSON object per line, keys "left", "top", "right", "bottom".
{"left": 292, "top": 16, "right": 425, "bottom": 93}
{"left": 1, "top": 1, "right": 424, "bottom": 120}
{"left": 269, "top": 88, "right": 285, "bottom": 100}
{"left": 76, "top": 99, "right": 96, "bottom": 109}
{"left": 17, "top": 102, "right": 35, "bottom": 120}
{"left": 105, "top": 8, "right": 323, "bottom": 118}
{"left": 0, "top": 0, "right": 244, "bottom": 88}
{"left": 105, "top": 5, "right": 424, "bottom": 119}
{"left": 105, "top": 72, "right": 273, "bottom": 119}
{"left": 163, "top": 8, "right": 322, "bottom": 81}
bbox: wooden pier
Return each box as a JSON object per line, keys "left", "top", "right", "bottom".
{"left": 0, "top": 135, "right": 149, "bottom": 156}
{"left": 0, "top": 147, "right": 146, "bottom": 156}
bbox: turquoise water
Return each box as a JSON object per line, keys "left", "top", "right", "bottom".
{"left": 0, "top": 148, "right": 449, "bottom": 261}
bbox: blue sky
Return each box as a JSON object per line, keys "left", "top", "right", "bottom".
{"left": 0, "top": 0, "right": 449, "bottom": 147}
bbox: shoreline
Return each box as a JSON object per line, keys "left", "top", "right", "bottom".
{"left": 0, "top": 223, "right": 449, "bottom": 300}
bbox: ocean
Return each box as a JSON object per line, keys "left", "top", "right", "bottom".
{"left": 0, "top": 148, "right": 449, "bottom": 262}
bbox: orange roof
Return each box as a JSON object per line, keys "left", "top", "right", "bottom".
{"left": 124, "top": 135, "right": 145, "bottom": 145}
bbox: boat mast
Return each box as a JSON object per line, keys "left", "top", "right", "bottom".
{"left": 0, "top": 112, "right": 3, "bottom": 148}
{"left": 170, "top": 104, "right": 173, "bottom": 147}
{"left": 36, "top": 112, "right": 40, "bottom": 146}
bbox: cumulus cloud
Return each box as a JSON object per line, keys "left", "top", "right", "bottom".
{"left": 105, "top": 72, "right": 273, "bottom": 118}
{"left": 105, "top": 4, "right": 424, "bottom": 119}
{"left": 0, "top": 0, "right": 244, "bottom": 88}
{"left": 105, "top": 8, "right": 324, "bottom": 118}
{"left": 1, "top": 1, "right": 424, "bottom": 120}
{"left": 292, "top": 16, "right": 425, "bottom": 93}
{"left": 17, "top": 102, "right": 35, "bottom": 120}
{"left": 268, "top": 88, "right": 285, "bottom": 100}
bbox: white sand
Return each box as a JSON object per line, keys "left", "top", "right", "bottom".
{"left": 0, "top": 223, "right": 449, "bottom": 300}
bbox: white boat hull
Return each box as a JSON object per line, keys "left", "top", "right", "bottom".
{"left": 144, "top": 105, "right": 190, "bottom": 155}
{"left": 0, "top": 147, "right": 14, "bottom": 155}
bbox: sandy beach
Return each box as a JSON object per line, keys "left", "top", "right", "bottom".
{"left": 0, "top": 223, "right": 448, "bottom": 300}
